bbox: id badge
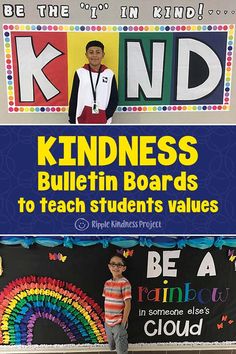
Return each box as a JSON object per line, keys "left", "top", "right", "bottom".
{"left": 92, "top": 103, "right": 99, "bottom": 114}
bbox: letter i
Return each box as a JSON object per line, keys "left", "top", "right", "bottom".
{"left": 162, "top": 280, "right": 169, "bottom": 302}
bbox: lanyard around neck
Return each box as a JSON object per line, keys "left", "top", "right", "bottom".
{"left": 89, "top": 65, "right": 101, "bottom": 104}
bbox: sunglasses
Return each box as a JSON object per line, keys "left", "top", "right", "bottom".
{"left": 109, "top": 262, "right": 125, "bottom": 268}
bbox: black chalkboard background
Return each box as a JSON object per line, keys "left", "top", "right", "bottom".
{"left": 0, "top": 243, "right": 235, "bottom": 345}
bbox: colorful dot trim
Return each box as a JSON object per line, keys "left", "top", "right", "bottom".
{"left": 8, "top": 107, "right": 68, "bottom": 113}
{"left": 116, "top": 105, "right": 230, "bottom": 113}
{"left": 3, "top": 24, "right": 234, "bottom": 113}
{"left": 2, "top": 24, "right": 234, "bottom": 32}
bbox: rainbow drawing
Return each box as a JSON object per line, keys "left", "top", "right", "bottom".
{"left": 0, "top": 276, "right": 106, "bottom": 345}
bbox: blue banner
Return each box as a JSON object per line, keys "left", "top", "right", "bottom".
{"left": 0, "top": 125, "right": 235, "bottom": 235}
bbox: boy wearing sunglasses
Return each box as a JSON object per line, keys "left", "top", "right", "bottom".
{"left": 103, "top": 254, "right": 132, "bottom": 354}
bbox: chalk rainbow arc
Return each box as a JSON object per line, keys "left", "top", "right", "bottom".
{"left": 0, "top": 276, "right": 106, "bottom": 345}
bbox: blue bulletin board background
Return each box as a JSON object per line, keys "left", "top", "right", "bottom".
{"left": 0, "top": 125, "right": 235, "bottom": 235}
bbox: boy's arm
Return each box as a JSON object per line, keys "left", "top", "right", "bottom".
{"left": 105, "top": 75, "right": 118, "bottom": 119}
{"left": 68, "top": 71, "right": 79, "bottom": 124}
{"left": 122, "top": 298, "right": 131, "bottom": 326}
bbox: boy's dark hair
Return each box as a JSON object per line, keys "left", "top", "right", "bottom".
{"left": 109, "top": 254, "right": 127, "bottom": 266}
{"left": 86, "top": 40, "right": 104, "bottom": 52}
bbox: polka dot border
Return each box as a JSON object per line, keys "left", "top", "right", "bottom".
{"left": 2, "top": 24, "right": 235, "bottom": 32}
{"left": 116, "top": 105, "right": 230, "bottom": 113}
{"left": 8, "top": 106, "right": 68, "bottom": 113}
{"left": 7, "top": 105, "right": 230, "bottom": 113}
{"left": 222, "top": 26, "right": 234, "bottom": 105}
{"left": 3, "top": 23, "right": 234, "bottom": 113}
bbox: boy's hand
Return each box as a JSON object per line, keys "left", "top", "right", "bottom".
{"left": 122, "top": 298, "right": 131, "bottom": 328}
{"left": 121, "top": 321, "right": 128, "bottom": 329}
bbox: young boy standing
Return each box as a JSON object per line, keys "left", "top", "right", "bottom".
{"left": 103, "top": 255, "right": 132, "bottom": 354}
{"left": 68, "top": 40, "right": 118, "bottom": 124}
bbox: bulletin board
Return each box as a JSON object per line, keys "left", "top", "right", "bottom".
{"left": 0, "top": 236, "right": 236, "bottom": 350}
{"left": 1, "top": 0, "right": 236, "bottom": 124}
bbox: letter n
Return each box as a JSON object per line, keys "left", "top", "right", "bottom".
{"left": 126, "top": 41, "right": 165, "bottom": 99}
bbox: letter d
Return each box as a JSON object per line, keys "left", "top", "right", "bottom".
{"left": 190, "top": 318, "right": 203, "bottom": 336}
{"left": 176, "top": 38, "right": 222, "bottom": 100}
